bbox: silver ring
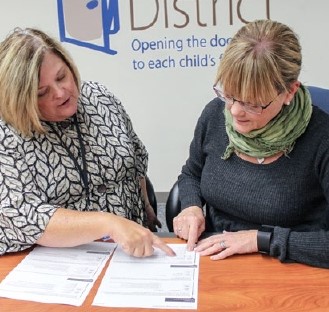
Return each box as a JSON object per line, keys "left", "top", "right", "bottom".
{"left": 219, "top": 241, "right": 226, "bottom": 249}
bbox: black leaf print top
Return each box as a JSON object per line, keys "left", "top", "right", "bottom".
{"left": 0, "top": 81, "right": 148, "bottom": 254}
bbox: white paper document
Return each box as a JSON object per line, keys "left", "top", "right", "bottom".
{"left": 0, "top": 242, "right": 116, "bottom": 306}
{"left": 93, "top": 244, "right": 200, "bottom": 310}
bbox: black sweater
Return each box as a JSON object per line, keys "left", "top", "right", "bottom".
{"left": 179, "top": 98, "right": 329, "bottom": 268}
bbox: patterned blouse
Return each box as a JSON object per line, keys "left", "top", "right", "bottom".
{"left": 0, "top": 81, "right": 148, "bottom": 254}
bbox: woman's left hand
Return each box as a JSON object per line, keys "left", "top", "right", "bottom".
{"left": 145, "top": 204, "right": 162, "bottom": 232}
{"left": 194, "top": 230, "right": 258, "bottom": 260}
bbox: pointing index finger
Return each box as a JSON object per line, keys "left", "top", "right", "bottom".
{"left": 187, "top": 225, "right": 199, "bottom": 251}
{"left": 153, "top": 237, "right": 176, "bottom": 256}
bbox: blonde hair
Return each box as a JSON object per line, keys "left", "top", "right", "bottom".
{"left": 0, "top": 28, "right": 81, "bottom": 136}
{"left": 215, "top": 19, "right": 301, "bottom": 104}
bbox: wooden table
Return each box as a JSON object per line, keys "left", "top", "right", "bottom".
{"left": 1, "top": 236, "right": 329, "bottom": 312}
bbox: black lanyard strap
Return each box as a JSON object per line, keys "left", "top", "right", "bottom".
{"left": 47, "top": 115, "right": 90, "bottom": 206}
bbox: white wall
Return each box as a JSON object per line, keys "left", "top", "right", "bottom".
{"left": 0, "top": 0, "right": 328, "bottom": 192}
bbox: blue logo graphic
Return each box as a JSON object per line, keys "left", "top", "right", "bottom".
{"left": 57, "top": 0, "right": 120, "bottom": 55}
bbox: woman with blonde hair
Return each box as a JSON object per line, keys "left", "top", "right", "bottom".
{"left": 174, "top": 19, "right": 329, "bottom": 268}
{"left": 0, "top": 27, "right": 173, "bottom": 257}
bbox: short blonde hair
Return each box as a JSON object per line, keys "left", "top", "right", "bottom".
{"left": 0, "top": 28, "right": 81, "bottom": 136}
{"left": 215, "top": 19, "right": 301, "bottom": 104}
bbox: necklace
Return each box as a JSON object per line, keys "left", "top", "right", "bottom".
{"left": 257, "top": 157, "right": 265, "bottom": 164}
{"left": 236, "top": 151, "right": 266, "bottom": 164}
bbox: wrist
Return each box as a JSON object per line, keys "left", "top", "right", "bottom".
{"left": 257, "top": 225, "right": 274, "bottom": 254}
{"left": 102, "top": 212, "right": 120, "bottom": 239}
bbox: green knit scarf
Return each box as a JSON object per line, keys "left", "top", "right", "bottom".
{"left": 222, "top": 85, "right": 313, "bottom": 160}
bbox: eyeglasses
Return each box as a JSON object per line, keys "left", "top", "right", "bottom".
{"left": 213, "top": 86, "right": 279, "bottom": 115}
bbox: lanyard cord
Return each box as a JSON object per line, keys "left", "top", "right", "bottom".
{"left": 47, "top": 115, "right": 90, "bottom": 207}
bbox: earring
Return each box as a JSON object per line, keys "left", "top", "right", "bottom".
{"left": 285, "top": 101, "right": 290, "bottom": 105}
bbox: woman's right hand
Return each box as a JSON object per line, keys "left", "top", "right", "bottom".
{"left": 108, "top": 214, "right": 175, "bottom": 258}
{"left": 173, "top": 206, "right": 205, "bottom": 251}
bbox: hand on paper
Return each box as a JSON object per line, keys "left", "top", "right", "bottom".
{"left": 173, "top": 206, "right": 205, "bottom": 251}
{"left": 109, "top": 215, "right": 175, "bottom": 257}
{"left": 194, "top": 230, "right": 258, "bottom": 260}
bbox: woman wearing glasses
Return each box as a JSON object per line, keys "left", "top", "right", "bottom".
{"left": 173, "top": 19, "right": 329, "bottom": 268}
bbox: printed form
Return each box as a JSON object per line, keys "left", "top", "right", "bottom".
{"left": 93, "top": 244, "right": 200, "bottom": 310}
{"left": 0, "top": 242, "right": 116, "bottom": 306}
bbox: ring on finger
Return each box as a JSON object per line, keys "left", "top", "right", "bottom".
{"left": 219, "top": 240, "right": 226, "bottom": 249}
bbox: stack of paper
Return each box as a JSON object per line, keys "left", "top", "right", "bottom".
{"left": 93, "top": 244, "right": 199, "bottom": 310}
{"left": 0, "top": 242, "right": 116, "bottom": 306}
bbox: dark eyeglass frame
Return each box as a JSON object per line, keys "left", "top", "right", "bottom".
{"left": 213, "top": 86, "right": 279, "bottom": 115}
